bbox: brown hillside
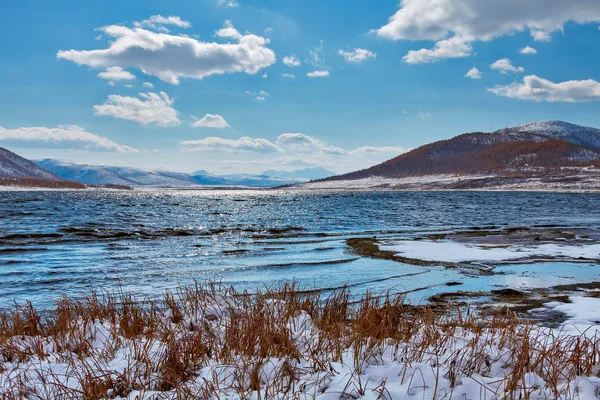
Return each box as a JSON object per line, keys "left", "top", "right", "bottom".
{"left": 327, "top": 132, "right": 600, "bottom": 181}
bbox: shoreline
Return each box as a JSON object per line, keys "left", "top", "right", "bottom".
{"left": 2, "top": 185, "right": 600, "bottom": 193}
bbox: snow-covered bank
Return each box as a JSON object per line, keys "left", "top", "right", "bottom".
{"left": 1, "top": 283, "right": 600, "bottom": 399}
{"left": 294, "top": 169, "right": 600, "bottom": 192}
{"left": 379, "top": 240, "right": 600, "bottom": 263}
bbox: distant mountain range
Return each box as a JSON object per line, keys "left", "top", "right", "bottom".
{"left": 301, "top": 121, "right": 600, "bottom": 190}
{"left": 33, "top": 159, "right": 336, "bottom": 188}
{"left": 4, "top": 120, "right": 600, "bottom": 191}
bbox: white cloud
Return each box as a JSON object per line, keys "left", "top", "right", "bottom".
{"left": 418, "top": 111, "right": 432, "bottom": 118}
{"left": 282, "top": 55, "right": 301, "bottom": 67}
{"left": 93, "top": 92, "right": 180, "bottom": 126}
{"left": 351, "top": 146, "right": 408, "bottom": 157}
{"left": 490, "top": 58, "right": 524, "bottom": 74}
{"left": 403, "top": 36, "right": 472, "bottom": 64}
{"left": 124, "top": 84, "right": 133, "bottom": 88}
{"left": 191, "top": 114, "right": 230, "bottom": 128}
{"left": 338, "top": 48, "right": 376, "bottom": 63}
{"left": 264, "top": 27, "right": 273, "bottom": 35}
{"left": 262, "top": 72, "right": 267, "bottom": 78}
{"left": 180, "top": 131, "right": 409, "bottom": 173}
{"left": 520, "top": 46, "right": 538, "bottom": 55}
{"left": 307, "top": 70, "right": 330, "bottom": 78}
{"left": 531, "top": 30, "right": 552, "bottom": 42}
{"left": 181, "top": 137, "right": 280, "bottom": 153}
{"left": 216, "top": 20, "right": 242, "bottom": 39}
{"left": 465, "top": 67, "right": 482, "bottom": 79}
{"left": 108, "top": 81, "right": 116, "bottom": 87}
{"left": 375, "top": 0, "right": 600, "bottom": 62}
{"left": 97, "top": 66, "right": 135, "bottom": 81}
{"left": 143, "top": 82, "right": 154, "bottom": 88}
{"left": 281, "top": 73, "right": 296, "bottom": 79}
{"left": 246, "top": 90, "right": 269, "bottom": 101}
{"left": 134, "top": 15, "right": 192, "bottom": 30}
{"left": 488, "top": 75, "right": 600, "bottom": 102}
{"left": 217, "top": 0, "right": 239, "bottom": 7}
{"left": 276, "top": 133, "right": 324, "bottom": 150}
{"left": 57, "top": 21, "right": 276, "bottom": 85}
{"left": 0, "top": 125, "right": 138, "bottom": 153}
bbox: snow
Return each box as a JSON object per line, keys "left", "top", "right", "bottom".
{"left": 543, "top": 297, "right": 600, "bottom": 337}
{"left": 509, "top": 120, "right": 600, "bottom": 151}
{"left": 379, "top": 240, "right": 600, "bottom": 263}
{"left": 0, "top": 147, "right": 59, "bottom": 180}
{"left": 2, "top": 296, "right": 600, "bottom": 399}
{"left": 296, "top": 174, "right": 495, "bottom": 190}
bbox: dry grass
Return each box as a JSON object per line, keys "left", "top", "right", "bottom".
{"left": 0, "top": 281, "right": 599, "bottom": 399}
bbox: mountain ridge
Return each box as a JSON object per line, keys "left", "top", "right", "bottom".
{"left": 302, "top": 121, "right": 600, "bottom": 191}
{"left": 34, "top": 159, "right": 333, "bottom": 188}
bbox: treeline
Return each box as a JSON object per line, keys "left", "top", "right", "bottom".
{"left": 0, "top": 177, "right": 86, "bottom": 189}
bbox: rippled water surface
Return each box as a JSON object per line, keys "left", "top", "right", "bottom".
{"left": 1, "top": 189, "right": 600, "bottom": 308}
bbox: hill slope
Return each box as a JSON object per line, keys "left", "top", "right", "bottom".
{"left": 302, "top": 121, "right": 600, "bottom": 191}
{"left": 0, "top": 147, "right": 62, "bottom": 180}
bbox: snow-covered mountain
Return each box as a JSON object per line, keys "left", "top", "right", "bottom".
{"left": 0, "top": 147, "right": 62, "bottom": 180}
{"left": 306, "top": 121, "right": 600, "bottom": 190}
{"left": 36, "top": 159, "right": 308, "bottom": 188}
{"left": 261, "top": 167, "right": 336, "bottom": 181}
{"left": 504, "top": 121, "right": 600, "bottom": 150}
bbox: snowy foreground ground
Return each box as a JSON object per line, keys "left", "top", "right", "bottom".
{"left": 1, "top": 283, "right": 600, "bottom": 399}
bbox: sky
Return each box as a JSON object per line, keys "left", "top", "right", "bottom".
{"left": 1, "top": 0, "right": 600, "bottom": 174}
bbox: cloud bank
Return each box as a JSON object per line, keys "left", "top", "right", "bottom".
{"left": 58, "top": 20, "right": 276, "bottom": 84}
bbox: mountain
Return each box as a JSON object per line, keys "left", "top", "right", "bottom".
{"left": 0, "top": 147, "right": 62, "bottom": 180}
{"left": 261, "top": 167, "right": 336, "bottom": 181}
{"left": 301, "top": 121, "right": 600, "bottom": 190}
{"left": 511, "top": 121, "right": 600, "bottom": 150}
{"left": 0, "top": 147, "right": 87, "bottom": 189}
{"left": 0, "top": 147, "right": 63, "bottom": 180}
{"left": 37, "top": 159, "right": 306, "bottom": 188}
{"left": 36, "top": 159, "right": 203, "bottom": 187}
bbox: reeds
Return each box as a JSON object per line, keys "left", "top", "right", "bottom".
{"left": 0, "top": 281, "right": 598, "bottom": 399}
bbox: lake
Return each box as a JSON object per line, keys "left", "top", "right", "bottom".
{"left": 1, "top": 189, "right": 600, "bottom": 308}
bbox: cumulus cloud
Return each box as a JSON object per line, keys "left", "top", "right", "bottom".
{"left": 180, "top": 132, "right": 409, "bottom": 172}
{"left": 375, "top": 0, "right": 600, "bottom": 62}
{"left": 143, "top": 82, "right": 154, "bottom": 88}
{"left": 403, "top": 36, "right": 472, "bottom": 64}
{"left": 490, "top": 58, "right": 524, "bottom": 74}
{"left": 191, "top": 114, "right": 230, "bottom": 128}
{"left": 307, "top": 70, "right": 330, "bottom": 78}
{"left": 0, "top": 125, "right": 138, "bottom": 153}
{"left": 338, "top": 48, "right": 376, "bottom": 63}
{"left": 520, "top": 46, "right": 538, "bottom": 55}
{"left": 57, "top": 20, "right": 276, "bottom": 85}
{"left": 217, "top": 0, "right": 239, "bottom": 7}
{"left": 488, "top": 75, "right": 600, "bottom": 102}
{"left": 134, "top": 15, "right": 192, "bottom": 30}
{"left": 282, "top": 55, "right": 301, "bottom": 67}
{"left": 281, "top": 73, "right": 296, "bottom": 79}
{"left": 93, "top": 92, "right": 180, "bottom": 126}
{"left": 276, "top": 133, "right": 324, "bottom": 150}
{"left": 465, "top": 67, "right": 482, "bottom": 79}
{"left": 181, "top": 136, "right": 280, "bottom": 153}
{"left": 97, "top": 67, "right": 135, "bottom": 81}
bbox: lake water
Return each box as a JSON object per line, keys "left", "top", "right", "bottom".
{"left": 1, "top": 189, "right": 600, "bottom": 308}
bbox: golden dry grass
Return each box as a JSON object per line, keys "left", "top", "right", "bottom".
{"left": 0, "top": 281, "right": 598, "bottom": 399}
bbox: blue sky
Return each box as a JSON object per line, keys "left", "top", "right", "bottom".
{"left": 1, "top": 0, "right": 600, "bottom": 174}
